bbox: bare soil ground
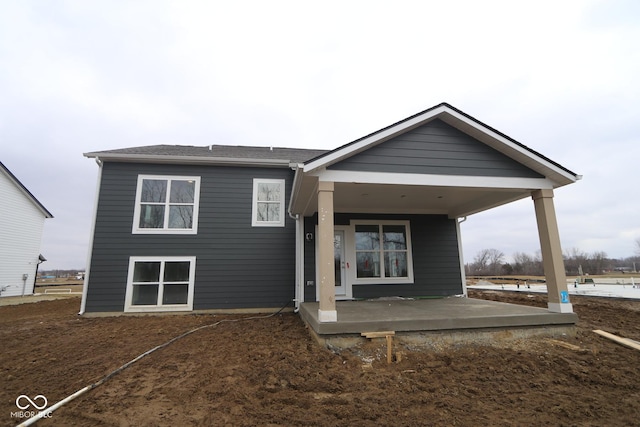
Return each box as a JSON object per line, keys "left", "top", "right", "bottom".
{"left": 2, "top": 291, "right": 639, "bottom": 426}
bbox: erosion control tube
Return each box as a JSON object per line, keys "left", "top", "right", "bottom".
{"left": 16, "top": 302, "right": 291, "bottom": 426}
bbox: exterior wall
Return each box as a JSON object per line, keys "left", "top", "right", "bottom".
{"left": 85, "top": 162, "right": 296, "bottom": 312}
{"left": 0, "top": 171, "right": 47, "bottom": 297}
{"left": 304, "top": 213, "right": 463, "bottom": 302}
{"left": 328, "top": 119, "right": 543, "bottom": 178}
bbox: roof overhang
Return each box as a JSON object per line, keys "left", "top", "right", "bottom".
{"left": 83, "top": 152, "right": 292, "bottom": 168}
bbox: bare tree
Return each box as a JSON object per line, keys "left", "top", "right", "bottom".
{"left": 636, "top": 238, "right": 640, "bottom": 256}
{"left": 563, "top": 247, "right": 588, "bottom": 275}
{"left": 589, "top": 251, "right": 608, "bottom": 275}
{"left": 512, "top": 252, "right": 543, "bottom": 275}
{"left": 472, "top": 248, "right": 505, "bottom": 275}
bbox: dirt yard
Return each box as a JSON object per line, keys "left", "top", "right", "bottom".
{"left": 2, "top": 291, "right": 639, "bottom": 426}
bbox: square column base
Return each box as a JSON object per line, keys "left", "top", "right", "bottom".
{"left": 548, "top": 302, "right": 574, "bottom": 313}
{"left": 318, "top": 309, "right": 337, "bottom": 323}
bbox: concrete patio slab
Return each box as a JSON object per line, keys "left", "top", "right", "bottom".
{"left": 299, "top": 297, "right": 577, "bottom": 336}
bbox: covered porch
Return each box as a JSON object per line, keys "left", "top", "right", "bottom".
{"left": 289, "top": 103, "right": 581, "bottom": 329}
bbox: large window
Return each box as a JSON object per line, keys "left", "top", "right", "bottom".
{"left": 354, "top": 221, "right": 413, "bottom": 283}
{"left": 124, "top": 257, "right": 196, "bottom": 312}
{"left": 132, "top": 175, "right": 200, "bottom": 234}
{"left": 252, "top": 178, "right": 285, "bottom": 227}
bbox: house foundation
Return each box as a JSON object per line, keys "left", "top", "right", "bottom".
{"left": 299, "top": 297, "right": 577, "bottom": 351}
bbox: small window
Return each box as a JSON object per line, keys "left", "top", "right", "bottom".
{"left": 353, "top": 221, "right": 413, "bottom": 284}
{"left": 125, "top": 257, "right": 196, "bottom": 312}
{"left": 252, "top": 178, "right": 285, "bottom": 227}
{"left": 132, "top": 175, "right": 200, "bottom": 234}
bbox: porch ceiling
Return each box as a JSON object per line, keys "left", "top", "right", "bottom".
{"left": 291, "top": 176, "right": 532, "bottom": 218}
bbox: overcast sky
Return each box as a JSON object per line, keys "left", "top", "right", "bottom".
{"left": 1, "top": 0, "right": 638, "bottom": 270}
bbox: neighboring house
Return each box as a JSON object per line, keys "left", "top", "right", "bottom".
{"left": 0, "top": 162, "right": 53, "bottom": 297}
{"left": 81, "top": 103, "right": 580, "bottom": 320}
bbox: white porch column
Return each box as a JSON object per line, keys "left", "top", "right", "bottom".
{"left": 532, "top": 189, "right": 573, "bottom": 313}
{"left": 317, "top": 181, "right": 337, "bottom": 322}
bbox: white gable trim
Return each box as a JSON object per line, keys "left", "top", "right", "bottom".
{"left": 303, "top": 105, "right": 450, "bottom": 173}
{"left": 302, "top": 104, "right": 578, "bottom": 187}
{"left": 436, "top": 108, "right": 578, "bottom": 185}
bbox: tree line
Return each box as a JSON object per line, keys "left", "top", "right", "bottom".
{"left": 467, "top": 238, "right": 640, "bottom": 276}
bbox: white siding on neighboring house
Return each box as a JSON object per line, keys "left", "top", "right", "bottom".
{"left": 0, "top": 166, "right": 51, "bottom": 297}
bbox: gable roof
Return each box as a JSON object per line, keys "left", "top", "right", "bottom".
{"left": 0, "top": 162, "right": 53, "bottom": 218}
{"left": 84, "top": 144, "right": 328, "bottom": 166}
{"left": 85, "top": 103, "right": 578, "bottom": 188}
{"left": 303, "top": 102, "right": 580, "bottom": 187}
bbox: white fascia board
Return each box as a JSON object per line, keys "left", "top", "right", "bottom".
{"left": 439, "top": 109, "right": 578, "bottom": 184}
{"left": 302, "top": 105, "right": 449, "bottom": 173}
{"left": 83, "top": 152, "right": 291, "bottom": 168}
{"left": 313, "top": 169, "right": 555, "bottom": 190}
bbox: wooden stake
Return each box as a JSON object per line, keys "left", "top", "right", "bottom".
{"left": 546, "top": 339, "right": 583, "bottom": 351}
{"left": 593, "top": 330, "right": 640, "bottom": 351}
{"left": 361, "top": 331, "right": 396, "bottom": 364}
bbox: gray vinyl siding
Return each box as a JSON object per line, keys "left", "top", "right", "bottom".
{"left": 85, "top": 162, "right": 296, "bottom": 312}
{"left": 303, "top": 213, "right": 462, "bottom": 302}
{"left": 328, "top": 119, "right": 543, "bottom": 178}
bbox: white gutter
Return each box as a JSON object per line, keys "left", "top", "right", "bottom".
{"left": 82, "top": 153, "right": 291, "bottom": 168}
{"left": 79, "top": 157, "right": 103, "bottom": 315}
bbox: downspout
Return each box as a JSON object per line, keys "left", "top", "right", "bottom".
{"left": 79, "top": 157, "right": 103, "bottom": 315}
{"left": 289, "top": 211, "right": 301, "bottom": 312}
{"left": 288, "top": 165, "right": 304, "bottom": 312}
{"left": 32, "top": 255, "right": 46, "bottom": 295}
{"left": 456, "top": 216, "right": 468, "bottom": 297}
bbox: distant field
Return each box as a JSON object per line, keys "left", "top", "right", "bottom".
{"left": 467, "top": 273, "right": 639, "bottom": 285}
{"left": 35, "top": 278, "right": 83, "bottom": 294}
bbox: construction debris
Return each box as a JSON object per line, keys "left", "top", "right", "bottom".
{"left": 593, "top": 330, "right": 640, "bottom": 351}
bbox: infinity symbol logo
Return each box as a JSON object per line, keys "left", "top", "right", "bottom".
{"left": 15, "top": 395, "right": 48, "bottom": 410}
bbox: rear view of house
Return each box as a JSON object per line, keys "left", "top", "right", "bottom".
{"left": 0, "top": 162, "right": 53, "bottom": 297}
{"left": 81, "top": 103, "right": 580, "bottom": 326}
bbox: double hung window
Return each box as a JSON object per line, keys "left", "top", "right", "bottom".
{"left": 133, "top": 175, "right": 200, "bottom": 234}
{"left": 252, "top": 179, "right": 285, "bottom": 227}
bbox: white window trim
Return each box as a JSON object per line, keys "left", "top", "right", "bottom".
{"left": 349, "top": 220, "right": 414, "bottom": 285}
{"left": 252, "top": 178, "right": 285, "bottom": 227}
{"left": 124, "top": 256, "right": 196, "bottom": 313}
{"left": 132, "top": 175, "right": 201, "bottom": 234}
